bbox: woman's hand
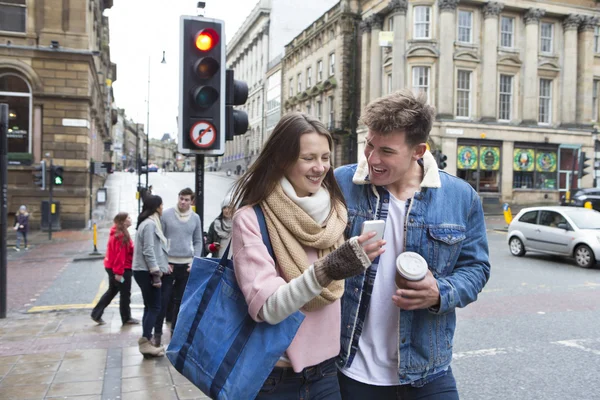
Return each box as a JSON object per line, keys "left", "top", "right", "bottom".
{"left": 114, "top": 274, "right": 123, "bottom": 283}
{"left": 357, "top": 231, "right": 386, "bottom": 262}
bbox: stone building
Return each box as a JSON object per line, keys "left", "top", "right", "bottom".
{"left": 358, "top": 0, "right": 600, "bottom": 207}
{"left": 281, "top": 1, "right": 362, "bottom": 166}
{"left": 265, "top": 54, "right": 282, "bottom": 139}
{"left": 0, "top": 0, "right": 116, "bottom": 228}
{"left": 112, "top": 108, "right": 145, "bottom": 171}
{"left": 149, "top": 134, "right": 176, "bottom": 171}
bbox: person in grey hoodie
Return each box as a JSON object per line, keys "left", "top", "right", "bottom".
{"left": 159, "top": 187, "right": 203, "bottom": 345}
{"left": 132, "top": 194, "right": 169, "bottom": 358}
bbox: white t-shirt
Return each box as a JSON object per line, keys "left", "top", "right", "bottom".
{"left": 340, "top": 195, "right": 405, "bottom": 385}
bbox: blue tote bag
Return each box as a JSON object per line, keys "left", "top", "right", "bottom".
{"left": 166, "top": 205, "right": 305, "bottom": 400}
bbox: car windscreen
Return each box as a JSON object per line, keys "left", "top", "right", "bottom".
{"left": 564, "top": 210, "right": 600, "bottom": 229}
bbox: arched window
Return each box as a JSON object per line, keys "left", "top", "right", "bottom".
{"left": 0, "top": 73, "right": 32, "bottom": 154}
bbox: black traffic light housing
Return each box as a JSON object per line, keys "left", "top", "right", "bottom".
{"left": 432, "top": 149, "right": 448, "bottom": 170}
{"left": 51, "top": 165, "right": 64, "bottom": 186}
{"left": 578, "top": 151, "right": 591, "bottom": 178}
{"left": 225, "top": 69, "right": 249, "bottom": 141}
{"left": 178, "top": 16, "right": 225, "bottom": 156}
{"left": 33, "top": 160, "right": 46, "bottom": 190}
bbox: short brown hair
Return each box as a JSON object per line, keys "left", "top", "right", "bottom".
{"left": 360, "top": 89, "right": 436, "bottom": 146}
{"left": 179, "top": 187, "right": 195, "bottom": 200}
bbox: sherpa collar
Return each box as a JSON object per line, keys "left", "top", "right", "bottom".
{"left": 351, "top": 150, "right": 441, "bottom": 188}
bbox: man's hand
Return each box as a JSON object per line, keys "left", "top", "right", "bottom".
{"left": 168, "top": 264, "right": 174, "bottom": 273}
{"left": 114, "top": 274, "right": 123, "bottom": 283}
{"left": 392, "top": 270, "right": 440, "bottom": 310}
{"left": 187, "top": 264, "right": 191, "bottom": 273}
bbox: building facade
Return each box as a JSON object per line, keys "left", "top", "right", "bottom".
{"left": 265, "top": 54, "right": 282, "bottom": 139}
{"left": 282, "top": 1, "right": 361, "bottom": 166}
{"left": 0, "top": 0, "right": 116, "bottom": 228}
{"left": 358, "top": 0, "right": 600, "bottom": 207}
{"left": 112, "top": 108, "right": 145, "bottom": 172}
{"left": 149, "top": 134, "right": 177, "bottom": 171}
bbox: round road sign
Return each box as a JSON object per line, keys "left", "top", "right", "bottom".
{"left": 189, "top": 121, "right": 217, "bottom": 148}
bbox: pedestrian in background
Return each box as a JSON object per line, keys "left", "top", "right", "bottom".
{"left": 13, "top": 205, "right": 29, "bottom": 251}
{"left": 229, "top": 112, "right": 384, "bottom": 398}
{"left": 132, "top": 194, "right": 169, "bottom": 358}
{"left": 205, "top": 195, "right": 233, "bottom": 258}
{"left": 160, "top": 187, "right": 203, "bottom": 345}
{"left": 91, "top": 212, "right": 139, "bottom": 326}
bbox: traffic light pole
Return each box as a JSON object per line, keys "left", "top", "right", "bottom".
{"left": 0, "top": 104, "right": 8, "bottom": 318}
{"left": 195, "top": 155, "right": 204, "bottom": 227}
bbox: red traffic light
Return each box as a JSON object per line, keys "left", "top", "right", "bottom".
{"left": 195, "top": 28, "right": 219, "bottom": 52}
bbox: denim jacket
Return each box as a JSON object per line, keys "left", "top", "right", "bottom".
{"left": 334, "top": 151, "right": 491, "bottom": 387}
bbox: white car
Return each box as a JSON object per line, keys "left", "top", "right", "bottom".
{"left": 507, "top": 206, "right": 600, "bottom": 268}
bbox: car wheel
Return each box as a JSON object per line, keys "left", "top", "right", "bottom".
{"left": 509, "top": 237, "right": 526, "bottom": 257}
{"left": 574, "top": 245, "right": 595, "bottom": 268}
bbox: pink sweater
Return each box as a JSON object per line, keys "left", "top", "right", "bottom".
{"left": 231, "top": 206, "right": 341, "bottom": 372}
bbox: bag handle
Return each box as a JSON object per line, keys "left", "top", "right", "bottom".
{"left": 253, "top": 204, "right": 276, "bottom": 262}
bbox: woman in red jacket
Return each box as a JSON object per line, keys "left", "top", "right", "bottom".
{"left": 91, "top": 212, "right": 140, "bottom": 325}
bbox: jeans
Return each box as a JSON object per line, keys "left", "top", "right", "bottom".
{"left": 133, "top": 270, "right": 162, "bottom": 340}
{"left": 154, "top": 273, "right": 174, "bottom": 336}
{"left": 170, "top": 263, "right": 190, "bottom": 333}
{"left": 338, "top": 367, "right": 459, "bottom": 400}
{"left": 91, "top": 269, "right": 132, "bottom": 324}
{"left": 255, "top": 358, "right": 341, "bottom": 400}
{"left": 15, "top": 231, "right": 27, "bottom": 249}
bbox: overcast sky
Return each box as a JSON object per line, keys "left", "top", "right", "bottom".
{"left": 105, "top": 0, "right": 256, "bottom": 139}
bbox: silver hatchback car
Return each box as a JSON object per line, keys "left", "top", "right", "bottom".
{"left": 507, "top": 206, "right": 600, "bottom": 268}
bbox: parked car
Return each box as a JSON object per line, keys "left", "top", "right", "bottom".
{"left": 147, "top": 164, "right": 159, "bottom": 172}
{"left": 508, "top": 206, "right": 600, "bottom": 268}
{"left": 559, "top": 188, "right": 600, "bottom": 211}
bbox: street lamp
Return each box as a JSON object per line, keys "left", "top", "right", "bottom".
{"left": 145, "top": 51, "right": 167, "bottom": 189}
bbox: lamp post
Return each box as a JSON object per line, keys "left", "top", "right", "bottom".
{"left": 145, "top": 51, "right": 167, "bottom": 188}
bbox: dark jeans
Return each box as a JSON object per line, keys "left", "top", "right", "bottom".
{"left": 16, "top": 231, "right": 27, "bottom": 248}
{"left": 91, "top": 268, "right": 132, "bottom": 324}
{"left": 133, "top": 270, "right": 162, "bottom": 340}
{"left": 255, "top": 358, "right": 341, "bottom": 400}
{"left": 170, "top": 263, "right": 190, "bottom": 333}
{"left": 154, "top": 273, "right": 174, "bottom": 336}
{"left": 338, "top": 367, "right": 459, "bottom": 400}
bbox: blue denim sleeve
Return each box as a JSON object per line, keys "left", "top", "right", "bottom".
{"left": 431, "top": 192, "right": 491, "bottom": 315}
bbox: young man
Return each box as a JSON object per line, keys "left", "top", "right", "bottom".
{"left": 334, "top": 90, "right": 491, "bottom": 399}
{"left": 159, "top": 187, "right": 203, "bottom": 345}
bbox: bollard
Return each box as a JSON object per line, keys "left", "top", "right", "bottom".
{"left": 502, "top": 203, "right": 513, "bottom": 225}
{"left": 584, "top": 201, "right": 593, "bottom": 209}
{"left": 89, "top": 222, "right": 102, "bottom": 256}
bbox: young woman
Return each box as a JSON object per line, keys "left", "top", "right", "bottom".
{"left": 206, "top": 196, "right": 233, "bottom": 258}
{"left": 91, "top": 212, "right": 139, "bottom": 326}
{"left": 132, "top": 194, "right": 169, "bottom": 358}
{"left": 230, "top": 112, "right": 385, "bottom": 398}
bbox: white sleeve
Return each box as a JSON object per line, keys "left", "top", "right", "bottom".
{"left": 258, "top": 265, "right": 323, "bottom": 324}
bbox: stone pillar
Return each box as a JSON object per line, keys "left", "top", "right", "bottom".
{"left": 390, "top": 0, "right": 408, "bottom": 91}
{"left": 437, "top": 0, "right": 459, "bottom": 118}
{"left": 481, "top": 2, "right": 504, "bottom": 121}
{"left": 369, "top": 14, "right": 384, "bottom": 101}
{"left": 562, "top": 15, "right": 580, "bottom": 126}
{"left": 577, "top": 16, "right": 598, "bottom": 125}
{"left": 522, "top": 8, "right": 545, "bottom": 124}
{"left": 359, "top": 19, "right": 372, "bottom": 110}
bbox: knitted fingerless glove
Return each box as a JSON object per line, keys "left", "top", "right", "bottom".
{"left": 150, "top": 269, "right": 162, "bottom": 288}
{"left": 313, "top": 237, "right": 372, "bottom": 287}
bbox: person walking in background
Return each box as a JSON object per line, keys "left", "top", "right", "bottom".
{"left": 160, "top": 187, "right": 203, "bottom": 345}
{"left": 206, "top": 195, "right": 233, "bottom": 258}
{"left": 13, "top": 205, "right": 29, "bottom": 251}
{"left": 132, "top": 194, "right": 169, "bottom": 358}
{"left": 91, "top": 212, "right": 139, "bottom": 326}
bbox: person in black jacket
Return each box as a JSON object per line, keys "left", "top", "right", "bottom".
{"left": 206, "top": 196, "right": 233, "bottom": 258}
{"left": 14, "top": 205, "right": 29, "bottom": 251}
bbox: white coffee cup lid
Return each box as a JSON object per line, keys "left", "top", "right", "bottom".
{"left": 396, "top": 252, "right": 428, "bottom": 281}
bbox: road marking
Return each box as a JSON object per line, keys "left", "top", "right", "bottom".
{"left": 552, "top": 339, "right": 600, "bottom": 356}
{"left": 92, "top": 279, "right": 107, "bottom": 305}
{"left": 453, "top": 347, "right": 525, "bottom": 360}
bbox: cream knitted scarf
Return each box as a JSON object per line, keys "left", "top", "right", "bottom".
{"left": 262, "top": 179, "right": 347, "bottom": 311}
{"left": 148, "top": 213, "right": 167, "bottom": 248}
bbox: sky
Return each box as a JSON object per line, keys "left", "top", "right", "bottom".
{"left": 105, "top": 0, "right": 257, "bottom": 139}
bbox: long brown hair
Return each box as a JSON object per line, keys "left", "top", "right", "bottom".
{"left": 230, "top": 112, "right": 346, "bottom": 209}
{"left": 113, "top": 212, "right": 131, "bottom": 246}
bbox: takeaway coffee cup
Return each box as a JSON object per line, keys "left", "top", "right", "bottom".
{"left": 395, "top": 252, "right": 428, "bottom": 288}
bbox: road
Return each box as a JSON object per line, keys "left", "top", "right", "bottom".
{"left": 21, "top": 171, "right": 600, "bottom": 399}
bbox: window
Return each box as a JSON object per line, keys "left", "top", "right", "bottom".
{"left": 513, "top": 147, "right": 558, "bottom": 189}
{"left": 306, "top": 103, "right": 312, "bottom": 115}
{"left": 388, "top": 17, "right": 394, "bottom": 32}
{"left": 306, "top": 67, "right": 312, "bottom": 88}
{"left": 456, "top": 70, "right": 471, "bottom": 118}
{"left": 0, "top": 0, "right": 26, "bottom": 33}
{"left": 500, "top": 16, "right": 514, "bottom": 48}
{"left": 297, "top": 73, "right": 302, "bottom": 93}
{"left": 595, "top": 26, "right": 600, "bottom": 53}
{"left": 289, "top": 78, "right": 294, "bottom": 97}
{"left": 540, "top": 22, "right": 553, "bottom": 53}
{"left": 412, "top": 66, "right": 430, "bottom": 100}
{"left": 317, "top": 60, "right": 323, "bottom": 82}
{"left": 316, "top": 101, "right": 322, "bottom": 120}
{"left": 329, "top": 53, "right": 335, "bottom": 76}
{"left": 413, "top": 6, "right": 431, "bottom": 39}
{"left": 539, "top": 211, "right": 567, "bottom": 228}
{"left": 498, "top": 75, "right": 513, "bottom": 121}
{"left": 329, "top": 28, "right": 335, "bottom": 40}
{"left": 519, "top": 211, "right": 539, "bottom": 224}
{"left": 594, "top": 80, "right": 600, "bottom": 122}
{"left": 257, "top": 96, "right": 261, "bottom": 118}
{"left": 328, "top": 96, "right": 334, "bottom": 127}
{"left": 457, "top": 10, "right": 473, "bottom": 43}
{"left": 387, "top": 74, "right": 393, "bottom": 94}
{"left": 539, "top": 78, "right": 552, "bottom": 124}
{"left": 0, "top": 73, "right": 32, "bottom": 154}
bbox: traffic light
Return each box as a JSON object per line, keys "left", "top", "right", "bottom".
{"left": 33, "top": 160, "right": 46, "bottom": 190}
{"left": 178, "top": 16, "right": 225, "bottom": 155}
{"left": 433, "top": 150, "right": 447, "bottom": 170}
{"left": 51, "top": 165, "right": 64, "bottom": 186}
{"left": 578, "top": 151, "right": 591, "bottom": 178}
{"left": 225, "top": 69, "right": 249, "bottom": 141}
